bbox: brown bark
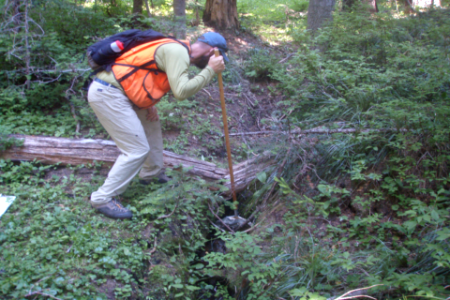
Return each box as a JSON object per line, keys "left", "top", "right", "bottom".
{"left": 365, "top": 0, "right": 379, "bottom": 12}
{"left": 133, "top": 0, "right": 143, "bottom": 14}
{"left": 203, "top": 0, "right": 239, "bottom": 29}
{"left": 307, "top": 0, "right": 336, "bottom": 32}
{"left": 222, "top": 153, "right": 275, "bottom": 195}
{"left": 404, "top": 0, "right": 415, "bottom": 13}
{"left": 194, "top": 0, "right": 200, "bottom": 26}
{"left": 173, "top": 0, "right": 186, "bottom": 39}
{"left": 1, "top": 135, "right": 275, "bottom": 194}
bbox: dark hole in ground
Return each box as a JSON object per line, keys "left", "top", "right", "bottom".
{"left": 191, "top": 193, "right": 255, "bottom": 299}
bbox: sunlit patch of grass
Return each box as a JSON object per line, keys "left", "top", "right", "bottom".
{"left": 256, "top": 24, "right": 296, "bottom": 45}
{"left": 238, "top": 0, "right": 307, "bottom": 44}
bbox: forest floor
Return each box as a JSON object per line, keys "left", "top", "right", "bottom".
{"left": 2, "top": 7, "right": 450, "bottom": 300}
{"left": 158, "top": 29, "right": 287, "bottom": 165}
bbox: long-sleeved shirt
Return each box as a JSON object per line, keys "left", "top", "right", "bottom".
{"left": 96, "top": 42, "right": 216, "bottom": 100}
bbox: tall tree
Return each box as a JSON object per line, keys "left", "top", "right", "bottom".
{"left": 307, "top": 0, "right": 336, "bottom": 32}
{"left": 144, "top": 0, "right": 153, "bottom": 17}
{"left": 203, "top": 0, "right": 239, "bottom": 29}
{"left": 365, "top": 0, "right": 378, "bottom": 12}
{"left": 173, "top": 0, "right": 186, "bottom": 38}
{"left": 133, "top": 0, "right": 143, "bottom": 14}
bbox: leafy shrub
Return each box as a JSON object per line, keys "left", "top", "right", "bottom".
{"left": 290, "top": 0, "right": 309, "bottom": 12}
{"left": 228, "top": 8, "right": 450, "bottom": 299}
{"left": 275, "top": 10, "right": 450, "bottom": 174}
{"left": 0, "top": 125, "right": 22, "bottom": 152}
{"left": 244, "top": 48, "right": 281, "bottom": 81}
{"left": 33, "top": 1, "right": 117, "bottom": 52}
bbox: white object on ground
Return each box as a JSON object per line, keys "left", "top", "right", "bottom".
{"left": 0, "top": 194, "right": 16, "bottom": 218}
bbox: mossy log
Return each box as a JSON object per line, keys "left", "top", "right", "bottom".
{"left": 1, "top": 135, "right": 274, "bottom": 194}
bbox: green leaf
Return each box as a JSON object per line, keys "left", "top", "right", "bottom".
{"left": 430, "top": 210, "right": 440, "bottom": 221}
{"left": 436, "top": 228, "right": 450, "bottom": 241}
{"left": 192, "top": 263, "right": 204, "bottom": 270}
{"left": 403, "top": 221, "right": 417, "bottom": 233}
{"left": 317, "top": 184, "right": 331, "bottom": 197}
{"left": 185, "top": 285, "right": 200, "bottom": 291}
{"left": 256, "top": 172, "right": 267, "bottom": 183}
{"left": 289, "top": 287, "right": 307, "bottom": 296}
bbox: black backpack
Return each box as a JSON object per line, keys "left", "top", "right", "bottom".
{"left": 83, "top": 29, "right": 189, "bottom": 92}
{"left": 86, "top": 29, "right": 167, "bottom": 73}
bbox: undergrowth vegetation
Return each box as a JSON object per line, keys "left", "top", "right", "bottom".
{"left": 1, "top": 0, "right": 450, "bottom": 299}
{"left": 246, "top": 7, "right": 450, "bottom": 299}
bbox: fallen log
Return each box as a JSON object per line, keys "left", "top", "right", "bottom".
{"left": 2, "top": 135, "right": 226, "bottom": 181}
{"left": 223, "top": 153, "right": 275, "bottom": 193}
{"left": 1, "top": 135, "right": 275, "bottom": 194}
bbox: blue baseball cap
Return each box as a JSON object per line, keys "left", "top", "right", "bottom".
{"left": 197, "top": 32, "right": 229, "bottom": 62}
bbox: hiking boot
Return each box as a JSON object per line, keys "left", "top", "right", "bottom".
{"left": 139, "top": 172, "right": 171, "bottom": 185}
{"left": 92, "top": 198, "right": 133, "bottom": 219}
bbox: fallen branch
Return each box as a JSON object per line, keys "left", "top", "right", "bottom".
{"left": 228, "top": 128, "right": 409, "bottom": 137}
{"left": 149, "top": 237, "right": 157, "bottom": 254}
{"left": 3, "top": 67, "right": 91, "bottom": 75}
{"left": 65, "top": 77, "right": 80, "bottom": 135}
{"left": 236, "top": 205, "right": 260, "bottom": 232}
{"left": 68, "top": 102, "right": 80, "bottom": 135}
{"left": 334, "top": 284, "right": 384, "bottom": 300}
{"left": 243, "top": 221, "right": 261, "bottom": 233}
{"left": 201, "top": 88, "right": 212, "bottom": 99}
{"left": 156, "top": 202, "right": 179, "bottom": 220}
{"left": 278, "top": 52, "right": 296, "bottom": 64}
{"left": 25, "top": 291, "right": 63, "bottom": 300}
{"left": 337, "top": 296, "right": 376, "bottom": 300}
{"left": 208, "top": 202, "right": 235, "bottom": 234}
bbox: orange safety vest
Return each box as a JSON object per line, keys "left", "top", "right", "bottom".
{"left": 112, "top": 38, "right": 190, "bottom": 109}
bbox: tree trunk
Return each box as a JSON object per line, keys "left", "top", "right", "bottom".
{"left": 365, "top": 0, "right": 379, "bottom": 12}
{"left": 307, "top": 0, "right": 336, "bottom": 32}
{"left": 173, "top": 0, "right": 186, "bottom": 39}
{"left": 145, "top": 0, "right": 151, "bottom": 17}
{"left": 133, "top": 0, "right": 143, "bottom": 14}
{"left": 1, "top": 135, "right": 276, "bottom": 194}
{"left": 203, "top": 0, "right": 239, "bottom": 29}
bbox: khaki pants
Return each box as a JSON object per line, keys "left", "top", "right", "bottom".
{"left": 88, "top": 80, "right": 164, "bottom": 205}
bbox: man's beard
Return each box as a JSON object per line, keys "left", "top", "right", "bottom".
{"left": 192, "top": 55, "right": 210, "bottom": 69}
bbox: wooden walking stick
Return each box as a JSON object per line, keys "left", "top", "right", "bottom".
{"left": 215, "top": 49, "right": 238, "bottom": 217}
